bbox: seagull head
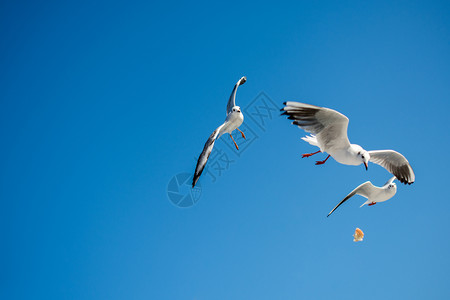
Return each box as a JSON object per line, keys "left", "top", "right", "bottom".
{"left": 356, "top": 149, "right": 370, "bottom": 170}
{"left": 231, "top": 106, "right": 242, "bottom": 113}
{"left": 388, "top": 182, "right": 397, "bottom": 191}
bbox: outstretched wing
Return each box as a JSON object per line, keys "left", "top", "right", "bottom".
{"left": 226, "top": 76, "right": 246, "bottom": 114}
{"left": 369, "top": 150, "right": 415, "bottom": 185}
{"left": 384, "top": 176, "right": 397, "bottom": 186}
{"left": 281, "top": 102, "right": 351, "bottom": 151}
{"left": 327, "top": 181, "right": 376, "bottom": 217}
{"left": 192, "top": 125, "right": 224, "bottom": 187}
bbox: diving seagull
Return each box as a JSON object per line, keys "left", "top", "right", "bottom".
{"left": 192, "top": 76, "right": 247, "bottom": 187}
{"left": 327, "top": 176, "right": 397, "bottom": 217}
{"left": 281, "top": 102, "right": 415, "bottom": 184}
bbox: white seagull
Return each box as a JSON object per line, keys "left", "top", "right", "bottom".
{"left": 327, "top": 176, "right": 398, "bottom": 217}
{"left": 192, "top": 76, "right": 247, "bottom": 187}
{"left": 281, "top": 101, "right": 415, "bottom": 184}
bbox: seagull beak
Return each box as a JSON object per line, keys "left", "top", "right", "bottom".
{"left": 364, "top": 162, "right": 368, "bottom": 170}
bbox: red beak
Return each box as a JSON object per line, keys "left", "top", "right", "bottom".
{"left": 364, "top": 162, "right": 368, "bottom": 170}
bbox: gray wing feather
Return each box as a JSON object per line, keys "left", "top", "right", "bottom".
{"left": 369, "top": 150, "right": 415, "bottom": 185}
{"left": 281, "top": 102, "right": 351, "bottom": 150}
{"left": 226, "top": 76, "right": 247, "bottom": 114}
{"left": 192, "top": 125, "right": 223, "bottom": 187}
{"left": 327, "top": 182, "right": 375, "bottom": 217}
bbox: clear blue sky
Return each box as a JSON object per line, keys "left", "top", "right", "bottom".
{"left": 1, "top": 0, "right": 450, "bottom": 299}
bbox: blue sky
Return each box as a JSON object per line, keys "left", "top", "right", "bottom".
{"left": 1, "top": 0, "right": 450, "bottom": 299}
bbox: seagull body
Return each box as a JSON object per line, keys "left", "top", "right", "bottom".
{"left": 327, "top": 177, "right": 397, "bottom": 217}
{"left": 192, "top": 76, "right": 247, "bottom": 187}
{"left": 281, "top": 101, "right": 415, "bottom": 184}
{"left": 219, "top": 108, "right": 244, "bottom": 135}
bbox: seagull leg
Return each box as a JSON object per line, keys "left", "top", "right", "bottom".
{"left": 315, "top": 154, "right": 331, "bottom": 165}
{"left": 237, "top": 128, "right": 246, "bottom": 139}
{"left": 230, "top": 134, "right": 239, "bottom": 150}
{"left": 302, "top": 150, "right": 321, "bottom": 158}
{"left": 368, "top": 202, "right": 376, "bottom": 206}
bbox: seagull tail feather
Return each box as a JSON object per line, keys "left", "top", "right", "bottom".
{"left": 301, "top": 135, "right": 318, "bottom": 146}
{"left": 360, "top": 200, "right": 370, "bottom": 208}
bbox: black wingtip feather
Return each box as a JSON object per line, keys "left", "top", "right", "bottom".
{"left": 399, "top": 178, "right": 409, "bottom": 185}
{"left": 192, "top": 175, "right": 199, "bottom": 188}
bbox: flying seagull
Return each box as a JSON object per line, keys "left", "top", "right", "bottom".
{"left": 281, "top": 101, "right": 415, "bottom": 184}
{"left": 327, "top": 176, "right": 397, "bottom": 217}
{"left": 192, "top": 76, "right": 247, "bottom": 187}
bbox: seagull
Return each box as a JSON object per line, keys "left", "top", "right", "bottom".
{"left": 281, "top": 101, "right": 415, "bottom": 184}
{"left": 327, "top": 176, "right": 397, "bottom": 217}
{"left": 192, "top": 76, "right": 247, "bottom": 187}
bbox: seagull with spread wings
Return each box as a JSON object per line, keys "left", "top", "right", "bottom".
{"left": 327, "top": 176, "right": 398, "bottom": 217}
{"left": 281, "top": 101, "right": 415, "bottom": 184}
{"left": 192, "top": 76, "right": 247, "bottom": 187}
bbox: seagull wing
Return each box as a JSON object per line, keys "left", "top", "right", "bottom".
{"left": 226, "top": 76, "right": 246, "bottom": 114}
{"left": 327, "top": 181, "right": 376, "bottom": 217}
{"left": 383, "top": 176, "right": 397, "bottom": 186}
{"left": 281, "top": 102, "right": 351, "bottom": 150}
{"left": 192, "top": 124, "right": 224, "bottom": 187}
{"left": 368, "top": 150, "right": 415, "bottom": 185}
